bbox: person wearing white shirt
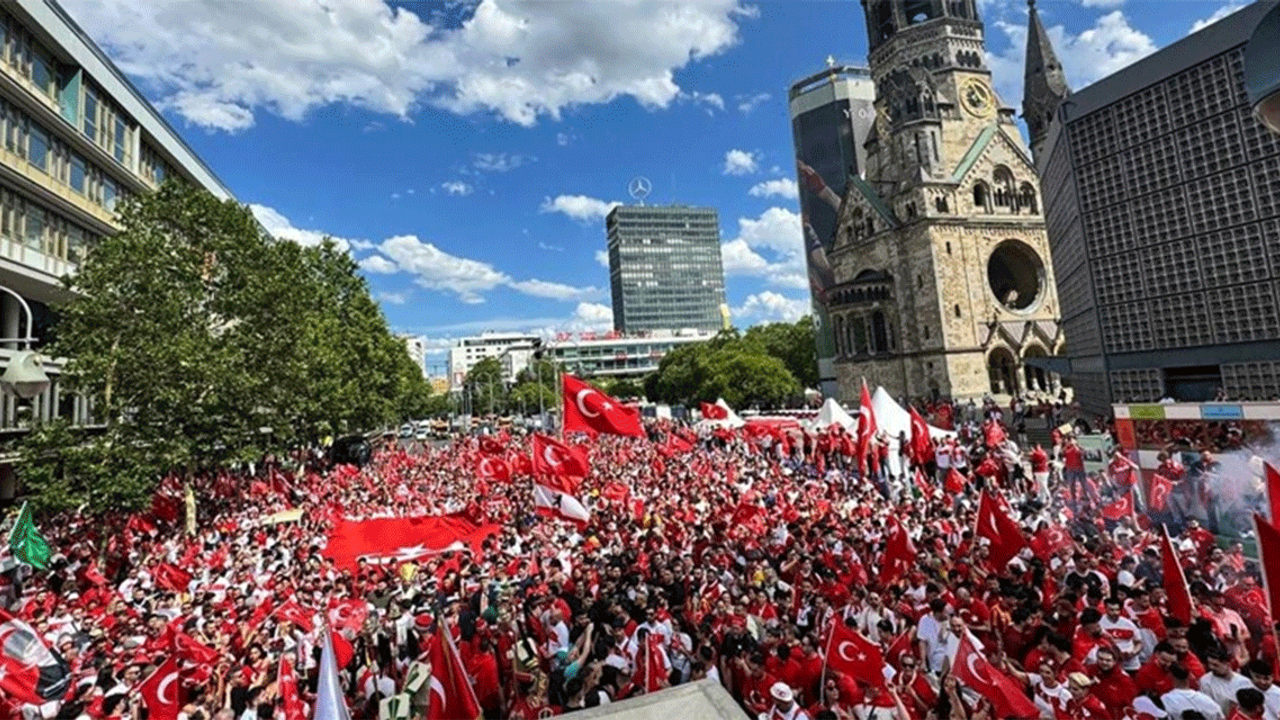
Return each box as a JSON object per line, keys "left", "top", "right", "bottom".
{"left": 1246, "top": 659, "right": 1280, "bottom": 720}
{"left": 1100, "top": 597, "right": 1144, "bottom": 671}
{"left": 1163, "top": 663, "right": 1225, "bottom": 720}
{"left": 915, "top": 599, "right": 951, "bottom": 675}
{"left": 1199, "top": 649, "right": 1255, "bottom": 716}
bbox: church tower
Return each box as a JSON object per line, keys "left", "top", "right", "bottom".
{"left": 1022, "top": 0, "right": 1070, "bottom": 163}
{"left": 824, "top": 0, "right": 1063, "bottom": 403}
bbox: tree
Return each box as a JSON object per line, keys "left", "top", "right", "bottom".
{"left": 508, "top": 358, "right": 559, "bottom": 414}
{"left": 644, "top": 334, "right": 800, "bottom": 408}
{"left": 464, "top": 357, "right": 507, "bottom": 416}
{"left": 18, "top": 182, "right": 427, "bottom": 513}
{"left": 743, "top": 317, "right": 818, "bottom": 390}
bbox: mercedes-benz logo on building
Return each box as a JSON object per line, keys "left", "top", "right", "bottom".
{"left": 628, "top": 176, "right": 652, "bottom": 202}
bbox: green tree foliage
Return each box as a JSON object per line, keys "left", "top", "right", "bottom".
{"left": 743, "top": 317, "right": 818, "bottom": 390}
{"left": 18, "top": 182, "right": 430, "bottom": 512}
{"left": 644, "top": 327, "right": 801, "bottom": 409}
{"left": 508, "top": 358, "right": 559, "bottom": 414}
{"left": 463, "top": 357, "right": 507, "bottom": 416}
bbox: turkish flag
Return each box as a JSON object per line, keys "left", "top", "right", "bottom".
{"left": 328, "top": 598, "right": 370, "bottom": 635}
{"left": 602, "top": 480, "right": 631, "bottom": 504}
{"left": 855, "top": 380, "right": 877, "bottom": 471}
{"left": 1030, "top": 524, "right": 1072, "bottom": 560}
{"left": 140, "top": 655, "right": 183, "bottom": 720}
{"left": 909, "top": 406, "right": 932, "bottom": 466}
{"left": 1149, "top": 473, "right": 1174, "bottom": 512}
{"left": 914, "top": 468, "right": 935, "bottom": 499}
{"left": 826, "top": 621, "right": 886, "bottom": 688}
{"left": 1158, "top": 525, "right": 1195, "bottom": 624}
{"left": 172, "top": 630, "right": 220, "bottom": 665}
{"left": 878, "top": 515, "right": 916, "bottom": 585}
{"left": 563, "top": 374, "right": 646, "bottom": 438}
{"left": 700, "top": 401, "right": 727, "bottom": 420}
{"left": 1265, "top": 463, "right": 1280, "bottom": 524}
{"left": 945, "top": 467, "right": 968, "bottom": 494}
{"left": 475, "top": 456, "right": 511, "bottom": 483}
{"left": 643, "top": 633, "right": 669, "bottom": 692}
{"left": 427, "top": 622, "right": 483, "bottom": 720}
{"left": 278, "top": 655, "right": 305, "bottom": 720}
{"left": 976, "top": 490, "right": 1027, "bottom": 567}
{"left": 665, "top": 433, "right": 694, "bottom": 454}
{"left": 0, "top": 610, "right": 70, "bottom": 705}
{"left": 532, "top": 433, "right": 591, "bottom": 477}
{"left": 153, "top": 563, "right": 192, "bottom": 592}
{"left": 952, "top": 633, "right": 1037, "bottom": 719}
{"left": 1252, "top": 514, "right": 1280, "bottom": 623}
{"left": 479, "top": 436, "right": 505, "bottom": 456}
{"left": 322, "top": 515, "right": 501, "bottom": 570}
{"left": 509, "top": 453, "right": 533, "bottom": 477}
{"left": 331, "top": 630, "right": 354, "bottom": 669}
{"left": 273, "top": 600, "right": 316, "bottom": 633}
{"left": 983, "top": 420, "right": 1007, "bottom": 449}
{"left": 1102, "top": 490, "right": 1134, "bottom": 521}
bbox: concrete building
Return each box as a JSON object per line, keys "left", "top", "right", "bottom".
{"left": 547, "top": 329, "right": 714, "bottom": 378}
{"left": 447, "top": 332, "right": 539, "bottom": 391}
{"left": 788, "top": 63, "right": 876, "bottom": 397}
{"left": 606, "top": 204, "right": 727, "bottom": 334}
{"left": 1034, "top": 1, "right": 1280, "bottom": 415}
{"left": 0, "top": 0, "right": 232, "bottom": 438}
{"left": 398, "top": 334, "right": 426, "bottom": 378}
{"left": 825, "top": 0, "right": 1063, "bottom": 404}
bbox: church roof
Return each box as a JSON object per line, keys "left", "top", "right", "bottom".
{"left": 1023, "top": 0, "right": 1069, "bottom": 116}
{"left": 847, "top": 173, "right": 900, "bottom": 229}
{"left": 950, "top": 123, "right": 999, "bottom": 183}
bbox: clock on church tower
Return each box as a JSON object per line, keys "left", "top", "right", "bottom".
{"left": 822, "top": 0, "right": 1064, "bottom": 404}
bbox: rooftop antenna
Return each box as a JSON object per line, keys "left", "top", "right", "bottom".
{"left": 628, "top": 176, "right": 652, "bottom": 206}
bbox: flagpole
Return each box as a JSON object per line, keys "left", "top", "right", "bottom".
{"left": 820, "top": 618, "right": 833, "bottom": 705}
{"left": 1251, "top": 513, "right": 1280, "bottom": 663}
{"left": 5, "top": 501, "right": 25, "bottom": 547}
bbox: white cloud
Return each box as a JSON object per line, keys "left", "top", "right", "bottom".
{"left": 986, "top": 10, "right": 1156, "bottom": 118}
{"left": 378, "top": 234, "right": 508, "bottom": 303}
{"left": 359, "top": 254, "right": 399, "bottom": 274}
{"left": 62, "top": 0, "right": 751, "bottom": 131}
{"left": 733, "top": 291, "right": 810, "bottom": 324}
{"left": 720, "top": 206, "right": 807, "bottom": 290}
{"left": 748, "top": 178, "right": 798, "bottom": 200}
{"left": 679, "top": 90, "right": 725, "bottom": 114}
{"left": 441, "top": 180, "right": 474, "bottom": 196}
{"left": 723, "top": 149, "right": 760, "bottom": 176}
{"left": 507, "top": 279, "right": 604, "bottom": 302}
{"left": 249, "top": 203, "right": 358, "bottom": 252}
{"left": 556, "top": 132, "right": 574, "bottom": 147}
{"left": 472, "top": 152, "right": 533, "bottom": 173}
{"left": 595, "top": 249, "right": 610, "bottom": 267}
{"left": 537, "top": 241, "right": 564, "bottom": 252}
{"left": 1190, "top": 2, "right": 1247, "bottom": 34}
{"left": 376, "top": 290, "right": 409, "bottom": 305}
{"left": 1080, "top": 0, "right": 1125, "bottom": 7}
{"left": 540, "top": 194, "right": 621, "bottom": 223}
{"left": 571, "top": 302, "right": 614, "bottom": 329}
{"left": 736, "top": 92, "right": 770, "bottom": 114}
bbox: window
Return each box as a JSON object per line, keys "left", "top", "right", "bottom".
{"left": 23, "top": 206, "right": 41, "bottom": 249}
{"left": 973, "top": 182, "right": 989, "bottom": 211}
{"left": 954, "top": 304, "right": 961, "bottom": 318}
{"left": 27, "top": 125, "right": 47, "bottom": 171}
{"left": 30, "top": 49, "right": 53, "bottom": 99}
{"left": 69, "top": 154, "right": 85, "bottom": 194}
{"left": 112, "top": 117, "right": 127, "bottom": 164}
{"left": 82, "top": 90, "right": 97, "bottom": 141}
{"left": 871, "top": 311, "right": 890, "bottom": 353}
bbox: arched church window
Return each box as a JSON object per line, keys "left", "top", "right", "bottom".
{"left": 972, "top": 182, "right": 989, "bottom": 212}
{"left": 1019, "top": 183, "right": 1038, "bottom": 214}
{"left": 871, "top": 312, "right": 890, "bottom": 354}
{"left": 834, "top": 316, "right": 845, "bottom": 356}
{"left": 852, "top": 316, "right": 869, "bottom": 355}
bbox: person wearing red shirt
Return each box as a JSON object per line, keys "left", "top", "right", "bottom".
{"left": 1064, "top": 672, "right": 1111, "bottom": 719}
{"left": 1062, "top": 437, "right": 1094, "bottom": 505}
{"left": 1071, "top": 609, "right": 1117, "bottom": 666}
{"left": 1135, "top": 641, "right": 1180, "bottom": 697}
{"left": 1089, "top": 646, "right": 1138, "bottom": 717}
{"left": 1229, "top": 686, "right": 1269, "bottom": 719}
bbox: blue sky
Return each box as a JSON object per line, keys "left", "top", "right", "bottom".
{"left": 62, "top": 0, "right": 1251, "bottom": 373}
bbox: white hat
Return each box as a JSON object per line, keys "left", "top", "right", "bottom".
{"left": 769, "top": 682, "right": 793, "bottom": 703}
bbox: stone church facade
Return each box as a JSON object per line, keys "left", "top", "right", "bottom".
{"left": 825, "top": 0, "right": 1065, "bottom": 403}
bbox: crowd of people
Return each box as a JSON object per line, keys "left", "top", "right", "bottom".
{"left": 1, "top": 393, "right": 1278, "bottom": 720}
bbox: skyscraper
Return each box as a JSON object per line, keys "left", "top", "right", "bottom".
{"left": 823, "top": 0, "right": 1062, "bottom": 403}
{"left": 606, "top": 205, "right": 727, "bottom": 334}
{"left": 789, "top": 63, "right": 876, "bottom": 397}
{"left": 1034, "top": 1, "right": 1280, "bottom": 414}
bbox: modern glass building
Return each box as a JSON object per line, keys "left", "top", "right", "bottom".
{"left": 606, "top": 204, "right": 727, "bottom": 334}
{"left": 788, "top": 64, "right": 876, "bottom": 397}
{"left": 1036, "top": 1, "right": 1280, "bottom": 414}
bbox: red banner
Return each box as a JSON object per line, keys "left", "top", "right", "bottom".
{"left": 322, "top": 515, "right": 500, "bottom": 570}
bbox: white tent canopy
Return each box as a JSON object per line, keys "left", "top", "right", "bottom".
{"left": 813, "top": 396, "right": 855, "bottom": 430}
{"left": 698, "top": 397, "right": 745, "bottom": 429}
{"left": 869, "top": 386, "right": 954, "bottom": 477}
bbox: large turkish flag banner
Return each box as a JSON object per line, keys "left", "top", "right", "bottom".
{"left": 322, "top": 515, "right": 500, "bottom": 570}
{"left": 562, "top": 375, "right": 646, "bottom": 438}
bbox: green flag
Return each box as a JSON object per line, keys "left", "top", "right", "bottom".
{"left": 8, "top": 502, "right": 50, "bottom": 570}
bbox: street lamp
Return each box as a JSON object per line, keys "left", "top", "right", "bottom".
{"left": 1246, "top": 2, "right": 1280, "bottom": 134}
{"left": 0, "top": 286, "right": 49, "bottom": 401}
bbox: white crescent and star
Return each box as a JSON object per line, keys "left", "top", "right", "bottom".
{"left": 157, "top": 671, "right": 179, "bottom": 705}
{"left": 836, "top": 641, "right": 867, "bottom": 663}
{"left": 964, "top": 649, "right": 992, "bottom": 685}
{"left": 575, "top": 389, "right": 601, "bottom": 418}
{"left": 542, "top": 445, "right": 564, "bottom": 468}
{"left": 430, "top": 677, "right": 447, "bottom": 708}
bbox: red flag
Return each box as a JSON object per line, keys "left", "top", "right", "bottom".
{"left": 139, "top": 655, "right": 183, "bottom": 720}
{"left": 172, "top": 630, "right": 220, "bottom": 665}
{"left": 1149, "top": 473, "right": 1173, "bottom": 512}
{"left": 563, "top": 374, "right": 646, "bottom": 438}
{"left": 976, "top": 490, "right": 1027, "bottom": 567}
{"left": 643, "top": 633, "right": 669, "bottom": 692}
{"left": 1102, "top": 490, "right": 1135, "bottom": 521}
{"left": 983, "top": 420, "right": 1007, "bottom": 449}
{"left": 909, "top": 406, "right": 932, "bottom": 466}
{"left": 153, "top": 563, "right": 192, "bottom": 592}
{"left": 273, "top": 599, "right": 316, "bottom": 633}
{"left": 328, "top": 598, "right": 370, "bottom": 635}
{"left": 475, "top": 456, "right": 511, "bottom": 483}
{"left": 855, "top": 380, "right": 877, "bottom": 470}
{"left": 532, "top": 433, "right": 591, "bottom": 477}
{"left": 1253, "top": 514, "right": 1280, "bottom": 624}
{"left": 427, "top": 621, "right": 483, "bottom": 720}
{"left": 533, "top": 479, "right": 590, "bottom": 526}
{"left": 331, "top": 630, "right": 354, "bottom": 669}
{"left": 1158, "top": 525, "right": 1194, "bottom": 624}
{"left": 0, "top": 610, "right": 70, "bottom": 705}
{"left": 479, "top": 436, "right": 505, "bottom": 455}
{"left": 913, "top": 468, "right": 935, "bottom": 500}
{"left": 509, "top": 453, "right": 533, "bottom": 477}
{"left": 879, "top": 515, "right": 916, "bottom": 585}
{"left": 944, "top": 467, "right": 968, "bottom": 494}
{"left": 1030, "top": 524, "right": 1073, "bottom": 560}
{"left": 278, "top": 655, "right": 305, "bottom": 720}
{"left": 321, "top": 514, "right": 501, "bottom": 570}
{"left": 665, "top": 433, "right": 694, "bottom": 454}
{"left": 952, "top": 633, "right": 1037, "bottom": 719}
{"left": 602, "top": 480, "right": 631, "bottom": 504}
{"left": 826, "top": 621, "right": 886, "bottom": 688}
{"left": 1266, "top": 463, "right": 1280, "bottom": 524}
{"left": 700, "top": 401, "right": 728, "bottom": 420}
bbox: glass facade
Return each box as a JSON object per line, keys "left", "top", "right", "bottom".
{"left": 606, "top": 205, "right": 726, "bottom": 333}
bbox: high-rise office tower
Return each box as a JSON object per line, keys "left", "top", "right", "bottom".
{"left": 789, "top": 63, "right": 876, "bottom": 397}
{"left": 824, "top": 0, "right": 1063, "bottom": 403}
{"left": 606, "top": 204, "right": 727, "bottom": 334}
{"left": 1035, "top": 1, "right": 1280, "bottom": 414}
